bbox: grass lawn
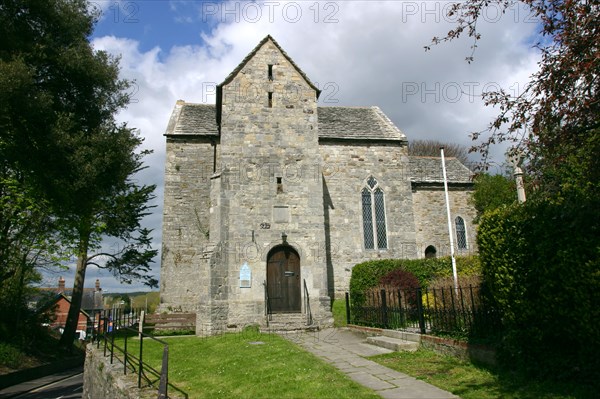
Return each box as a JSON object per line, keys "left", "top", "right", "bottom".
{"left": 137, "top": 330, "right": 379, "bottom": 399}
{"left": 370, "top": 349, "right": 597, "bottom": 399}
{"left": 331, "top": 299, "right": 347, "bottom": 327}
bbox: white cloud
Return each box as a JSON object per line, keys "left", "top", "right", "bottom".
{"left": 81, "top": 0, "right": 539, "bottom": 292}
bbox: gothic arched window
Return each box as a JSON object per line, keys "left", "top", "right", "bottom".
{"left": 455, "top": 216, "right": 467, "bottom": 250}
{"left": 361, "top": 177, "right": 388, "bottom": 250}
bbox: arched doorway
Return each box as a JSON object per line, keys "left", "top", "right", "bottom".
{"left": 266, "top": 245, "right": 301, "bottom": 313}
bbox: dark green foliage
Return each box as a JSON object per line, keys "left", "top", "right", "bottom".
{"left": 0, "top": 0, "right": 157, "bottom": 350}
{"left": 0, "top": 342, "right": 23, "bottom": 369}
{"left": 478, "top": 197, "right": 600, "bottom": 385}
{"left": 471, "top": 173, "right": 516, "bottom": 222}
{"left": 0, "top": 0, "right": 129, "bottom": 187}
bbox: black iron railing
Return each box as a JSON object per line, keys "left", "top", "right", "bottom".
{"left": 346, "top": 285, "right": 501, "bottom": 338}
{"left": 303, "top": 279, "right": 313, "bottom": 326}
{"left": 92, "top": 310, "right": 188, "bottom": 398}
{"left": 263, "top": 281, "right": 272, "bottom": 326}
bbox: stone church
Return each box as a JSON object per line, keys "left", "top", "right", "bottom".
{"left": 159, "top": 35, "right": 476, "bottom": 334}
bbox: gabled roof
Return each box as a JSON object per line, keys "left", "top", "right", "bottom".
{"left": 216, "top": 35, "right": 321, "bottom": 126}
{"left": 35, "top": 287, "right": 103, "bottom": 312}
{"left": 165, "top": 101, "right": 219, "bottom": 137}
{"left": 217, "top": 35, "right": 320, "bottom": 96}
{"left": 164, "top": 103, "right": 406, "bottom": 142}
{"left": 40, "top": 293, "right": 91, "bottom": 318}
{"left": 318, "top": 106, "right": 406, "bottom": 142}
{"left": 409, "top": 156, "right": 474, "bottom": 184}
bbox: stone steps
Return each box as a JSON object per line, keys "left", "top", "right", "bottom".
{"left": 262, "top": 313, "right": 318, "bottom": 332}
{"left": 378, "top": 330, "right": 422, "bottom": 343}
{"left": 360, "top": 330, "right": 421, "bottom": 352}
{"left": 366, "top": 335, "right": 419, "bottom": 352}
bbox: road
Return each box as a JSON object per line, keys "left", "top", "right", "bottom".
{"left": 0, "top": 367, "right": 82, "bottom": 399}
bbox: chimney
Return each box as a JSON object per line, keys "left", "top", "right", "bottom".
{"left": 58, "top": 276, "right": 65, "bottom": 292}
{"left": 95, "top": 279, "right": 101, "bottom": 291}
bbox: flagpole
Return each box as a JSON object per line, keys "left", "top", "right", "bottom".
{"left": 440, "top": 147, "right": 458, "bottom": 291}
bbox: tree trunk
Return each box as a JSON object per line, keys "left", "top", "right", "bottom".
{"left": 59, "top": 233, "right": 89, "bottom": 350}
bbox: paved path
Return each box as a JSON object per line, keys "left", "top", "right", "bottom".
{"left": 285, "top": 328, "right": 458, "bottom": 399}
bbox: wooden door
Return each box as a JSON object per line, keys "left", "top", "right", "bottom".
{"left": 267, "top": 247, "right": 301, "bottom": 313}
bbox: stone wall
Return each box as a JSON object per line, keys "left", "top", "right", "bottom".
{"left": 160, "top": 137, "right": 216, "bottom": 312}
{"left": 82, "top": 345, "right": 156, "bottom": 399}
{"left": 412, "top": 185, "right": 477, "bottom": 258}
{"left": 198, "top": 37, "right": 332, "bottom": 332}
{"left": 319, "top": 141, "right": 418, "bottom": 297}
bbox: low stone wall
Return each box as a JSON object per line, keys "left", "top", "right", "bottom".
{"left": 82, "top": 345, "right": 156, "bottom": 399}
{"left": 348, "top": 325, "right": 496, "bottom": 366}
{"left": 420, "top": 335, "right": 496, "bottom": 367}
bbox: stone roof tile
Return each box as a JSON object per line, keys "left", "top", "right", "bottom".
{"left": 165, "top": 102, "right": 219, "bottom": 136}
{"left": 164, "top": 103, "right": 405, "bottom": 142}
{"left": 409, "top": 156, "right": 473, "bottom": 184}
{"left": 318, "top": 106, "right": 406, "bottom": 142}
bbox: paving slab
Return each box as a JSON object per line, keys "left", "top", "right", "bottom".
{"left": 285, "top": 328, "right": 458, "bottom": 399}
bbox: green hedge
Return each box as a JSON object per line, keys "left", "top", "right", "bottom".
{"left": 478, "top": 198, "right": 600, "bottom": 385}
{"left": 349, "top": 255, "right": 481, "bottom": 295}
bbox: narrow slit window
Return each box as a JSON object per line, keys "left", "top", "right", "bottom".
{"left": 268, "top": 64, "right": 273, "bottom": 80}
{"left": 276, "top": 177, "right": 283, "bottom": 193}
{"left": 268, "top": 91, "right": 273, "bottom": 108}
{"left": 361, "top": 177, "right": 387, "bottom": 250}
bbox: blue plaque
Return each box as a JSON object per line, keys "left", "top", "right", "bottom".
{"left": 240, "top": 262, "right": 251, "bottom": 288}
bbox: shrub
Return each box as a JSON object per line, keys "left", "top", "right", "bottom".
{"left": 349, "top": 255, "right": 481, "bottom": 296}
{"left": 377, "top": 269, "right": 420, "bottom": 308}
{"left": 478, "top": 196, "right": 600, "bottom": 385}
{"left": 379, "top": 268, "right": 420, "bottom": 291}
{"left": 0, "top": 342, "right": 23, "bottom": 369}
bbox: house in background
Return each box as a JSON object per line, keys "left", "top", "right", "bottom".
{"left": 37, "top": 277, "right": 105, "bottom": 338}
{"left": 42, "top": 293, "right": 90, "bottom": 338}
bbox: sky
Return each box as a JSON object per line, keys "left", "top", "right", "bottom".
{"left": 39, "top": 0, "right": 540, "bottom": 293}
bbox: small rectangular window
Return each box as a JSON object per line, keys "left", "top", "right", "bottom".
{"left": 268, "top": 91, "right": 273, "bottom": 108}
{"left": 268, "top": 64, "right": 273, "bottom": 80}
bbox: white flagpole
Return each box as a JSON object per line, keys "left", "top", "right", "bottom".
{"left": 440, "top": 147, "right": 458, "bottom": 291}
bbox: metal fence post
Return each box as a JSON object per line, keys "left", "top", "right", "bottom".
{"left": 416, "top": 287, "right": 426, "bottom": 334}
{"left": 103, "top": 315, "right": 108, "bottom": 356}
{"left": 158, "top": 345, "right": 169, "bottom": 399}
{"left": 110, "top": 332, "right": 115, "bottom": 364}
{"left": 124, "top": 335, "right": 128, "bottom": 375}
{"left": 345, "top": 292, "right": 351, "bottom": 325}
{"left": 380, "top": 289, "right": 388, "bottom": 329}
{"left": 96, "top": 311, "right": 101, "bottom": 348}
{"left": 138, "top": 333, "right": 143, "bottom": 388}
